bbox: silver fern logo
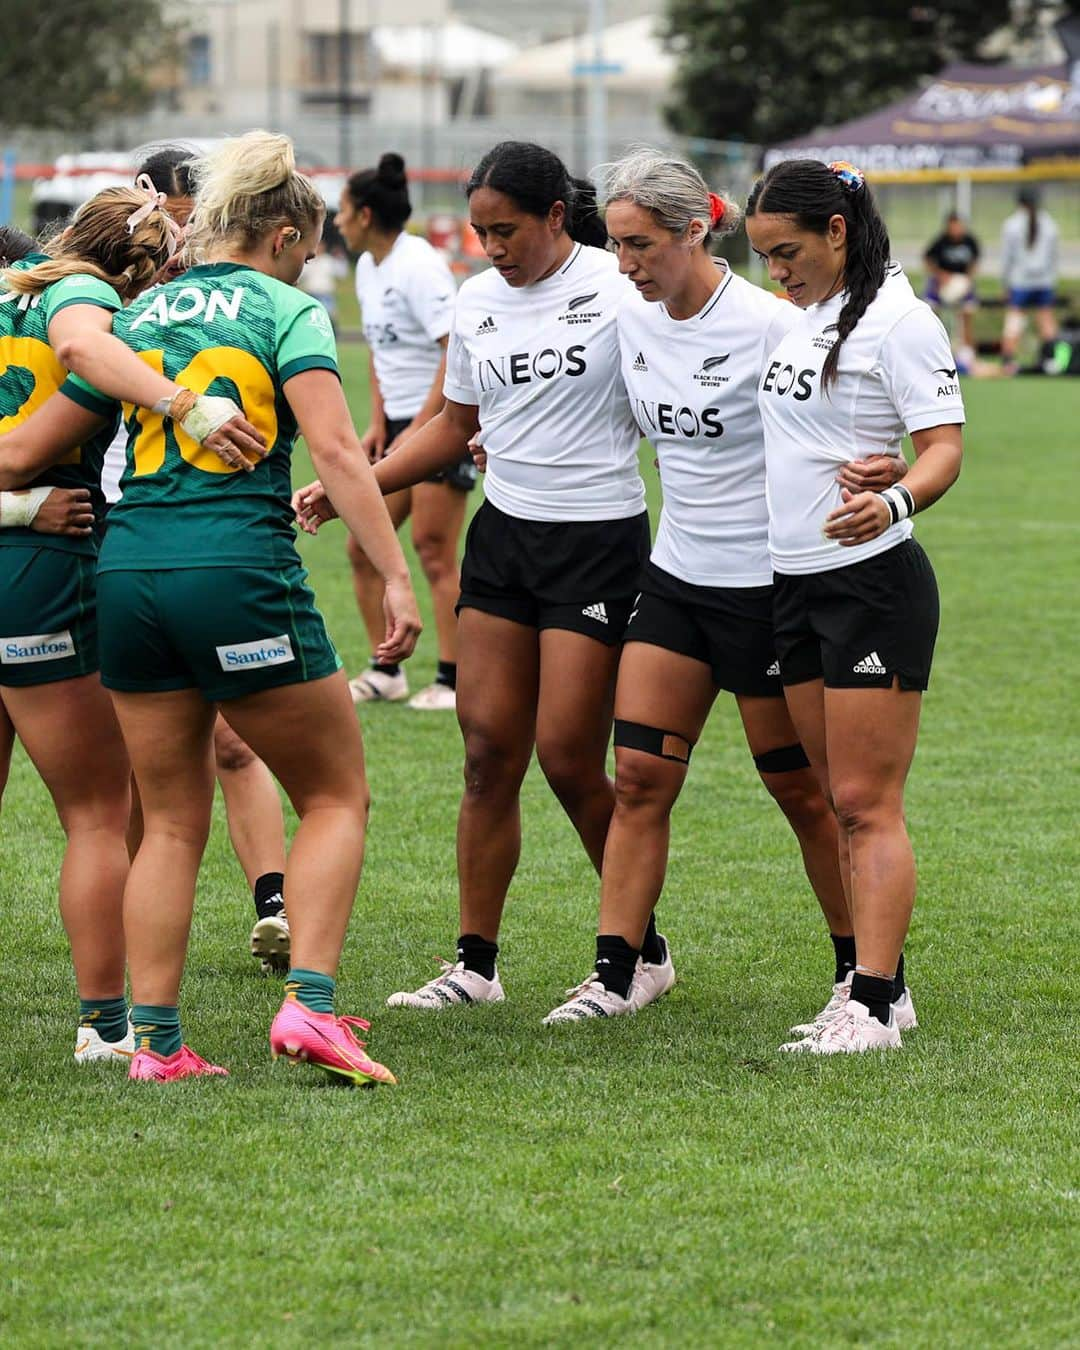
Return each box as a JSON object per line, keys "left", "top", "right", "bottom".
{"left": 559, "top": 291, "right": 602, "bottom": 324}
{"left": 694, "top": 353, "right": 731, "bottom": 386}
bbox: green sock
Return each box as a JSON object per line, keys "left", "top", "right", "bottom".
{"left": 285, "top": 969, "right": 335, "bottom": 1015}
{"left": 78, "top": 996, "right": 129, "bottom": 1044}
{"left": 131, "top": 1004, "right": 182, "bottom": 1057}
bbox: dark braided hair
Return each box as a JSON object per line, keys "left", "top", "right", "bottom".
{"left": 137, "top": 145, "right": 196, "bottom": 198}
{"left": 747, "top": 159, "right": 890, "bottom": 391}
{"left": 344, "top": 152, "right": 412, "bottom": 232}
{"left": 0, "top": 224, "right": 35, "bottom": 267}
{"left": 466, "top": 142, "right": 606, "bottom": 248}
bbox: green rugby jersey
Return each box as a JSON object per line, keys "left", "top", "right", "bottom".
{"left": 0, "top": 256, "right": 121, "bottom": 555}
{"left": 68, "top": 262, "right": 339, "bottom": 572}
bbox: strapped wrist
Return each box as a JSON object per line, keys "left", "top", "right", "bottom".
{"left": 879, "top": 484, "right": 916, "bottom": 525}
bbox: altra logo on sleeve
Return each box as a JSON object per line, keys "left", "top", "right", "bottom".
{"left": 1, "top": 630, "right": 75, "bottom": 664}
{"left": 216, "top": 635, "right": 295, "bottom": 671}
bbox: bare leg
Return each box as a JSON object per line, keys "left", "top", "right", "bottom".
{"left": 736, "top": 693, "right": 849, "bottom": 936}
{"left": 410, "top": 481, "right": 467, "bottom": 666}
{"left": 346, "top": 489, "right": 411, "bottom": 656}
{"left": 534, "top": 628, "right": 623, "bottom": 875}
{"left": 596, "top": 643, "right": 717, "bottom": 946}
{"left": 110, "top": 690, "right": 217, "bottom": 1006}
{"left": 0, "top": 697, "right": 13, "bottom": 808}
{"left": 454, "top": 609, "right": 539, "bottom": 941}
{"left": 213, "top": 712, "right": 286, "bottom": 890}
{"left": 5, "top": 677, "right": 130, "bottom": 998}
{"left": 222, "top": 672, "right": 371, "bottom": 977}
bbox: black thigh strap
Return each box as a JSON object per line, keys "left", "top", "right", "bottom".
{"left": 614, "top": 719, "right": 693, "bottom": 764}
{"left": 754, "top": 742, "right": 811, "bottom": 773}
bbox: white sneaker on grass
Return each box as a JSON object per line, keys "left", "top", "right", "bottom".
{"left": 251, "top": 911, "right": 290, "bottom": 975}
{"left": 781, "top": 999, "right": 902, "bottom": 1054}
{"left": 543, "top": 975, "right": 635, "bottom": 1024}
{"left": 349, "top": 667, "right": 409, "bottom": 704}
{"left": 789, "top": 971, "right": 918, "bottom": 1038}
{"left": 386, "top": 959, "right": 504, "bottom": 1009}
{"left": 408, "top": 682, "right": 456, "bottom": 711}
{"left": 633, "top": 934, "right": 675, "bottom": 1009}
{"left": 74, "top": 1020, "right": 135, "bottom": 1064}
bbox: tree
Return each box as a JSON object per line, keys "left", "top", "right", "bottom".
{"left": 664, "top": 1, "right": 1021, "bottom": 146}
{"left": 0, "top": 0, "right": 177, "bottom": 134}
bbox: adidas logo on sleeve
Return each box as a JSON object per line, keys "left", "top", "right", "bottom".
{"left": 852, "top": 651, "right": 887, "bottom": 675}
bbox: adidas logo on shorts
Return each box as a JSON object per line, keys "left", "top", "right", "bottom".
{"left": 852, "top": 650, "right": 887, "bottom": 675}
{"left": 765, "top": 660, "right": 780, "bottom": 677}
{"left": 632, "top": 351, "right": 648, "bottom": 372}
{"left": 476, "top": 315, "right": 498, "bottom": 335}
{"left": 582, "top": 602, "right": 608, "bottom": 624}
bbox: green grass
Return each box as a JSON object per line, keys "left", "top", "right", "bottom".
{"left": 1, "top": 360, "right": 1078, "bottom": 1347}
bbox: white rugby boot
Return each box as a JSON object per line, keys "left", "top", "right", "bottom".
{"left": 788, "top": 971, "right": 917, "bottom": 1040}
{"left": 349, "top": 666, "right": 409, "bottom": 704}
{"left": 386, "top": 959, "right": 504, "bottom": 1009}
{"left": 633, "top": 934, "right": 675, "bottom": 1010}
{"left": 74, "top": 1019, "right": 135, "bottom": 1064}
{"left": 408, "top": 682, "right": 456, "bottom": 711}
{"left": 543, "top": 975, "right": 635, "bottom": 1024}
{"left": 782, "top": 999, "right": 902, "bottom": 1055}
{"left": 251, "top": 910, "right": 290, "bottom": 975}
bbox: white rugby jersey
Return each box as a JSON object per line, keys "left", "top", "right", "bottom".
{"left": 443, "top": 243, "right": 644, "bottom": 522}
{"left": 101, "top": 421, "right": 126, "bottom": 505}
{"left": 758, "top": 265, "right": 965, "bottom": 576}
{"left": 619, "top": 266, "right": 800, "bottom": 587}
{"left": 356, "top": 232, "right": 456, "bottom": 420}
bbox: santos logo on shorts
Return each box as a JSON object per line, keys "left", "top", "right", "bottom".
{"left": 1, "top": 630, "right": 75, "bottom": 664}
{"left": 216, "top": 635, "right": 296, "bottom": 672}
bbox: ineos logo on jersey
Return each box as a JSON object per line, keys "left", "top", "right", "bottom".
{"left": 693, "top": 353, "right": 731, "bottom": 387}
{"left": 364, "top": 322, "right": 399, "bottom": 347}
{"left": 558, "top": 292, "right": 602, "bottom": 325}
{"left": 762, "top": 360, "right": 815, "bottom": 401}
{"left": 473, "top": 345, "right": 587, "bottom": 392}
{"left": 934, "top": 366, "right": 960, "bottom": 397}
{"left": 633, "top": 399, "right": 724, "bottom": 440}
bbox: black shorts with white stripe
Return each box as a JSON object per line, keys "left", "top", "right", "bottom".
{"left": 457, "top": 500, "right": 650, "bottom": 646}
{"left": 772, "top": 539, "right": 940, "bottom": 690}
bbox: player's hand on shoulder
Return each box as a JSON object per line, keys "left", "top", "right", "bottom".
{"left": 379, "top": 577, "right": 422, "bottom": 664}
{"left": 291, "top": 479, "right": 338, "bottom": 534}
{"left": 31, "top": 487, "right": 94, "bottom": 538}
{"left": 824, "top": 488, "right": 893, "bottom": 547}
{"left": 836, "top": 453, "right": 907, "bottom": 493}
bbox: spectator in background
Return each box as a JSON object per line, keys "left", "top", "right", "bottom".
{"left": 923, "top": 212, "right": 979, "bottom": 370}
{"left": 1001, "top": 186, "right": 1059, "bottom": 375}
{"left": 296, "top": 237, "right": 347, "bottom": 331}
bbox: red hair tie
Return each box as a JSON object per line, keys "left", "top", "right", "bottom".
{"left": 707, "top": 192, "right": 725, "bottom": 227}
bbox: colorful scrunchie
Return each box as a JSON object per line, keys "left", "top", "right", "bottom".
{"left": 828, "top": 161, "right": 865, "bottom": 192}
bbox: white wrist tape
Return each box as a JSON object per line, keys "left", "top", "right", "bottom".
{"left": 180, "top": 395, "right": 246, "bottom": 446}
{"left": 0, "top": 486, "right": 53, "bottom": 528}
{"left": 880, "top": 484, "right": 916, "bottom": 525}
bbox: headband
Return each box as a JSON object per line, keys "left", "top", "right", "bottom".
{"left": 828, "top": 161, "right": 865, "bottom": 192}
{"left": 707, "top": 192, "right": 725, "bottom": 227}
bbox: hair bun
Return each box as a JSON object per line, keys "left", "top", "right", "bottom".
{"left": 377, "top": 153, "right": 407, "bottom": 187}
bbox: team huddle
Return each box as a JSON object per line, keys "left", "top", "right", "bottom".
{"left": 0, "top": 131, "right": 964, "bottom": 1084}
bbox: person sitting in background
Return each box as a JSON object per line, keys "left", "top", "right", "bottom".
{"left": 923, "top": 212, "right": 979, "bottom": 371}
{"left": 1000, "top": 186, "right": 1059, "bottom": 375}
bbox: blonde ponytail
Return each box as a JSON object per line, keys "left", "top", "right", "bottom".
{"left": 186, "top": 130, "right": 324, "bottom": 260}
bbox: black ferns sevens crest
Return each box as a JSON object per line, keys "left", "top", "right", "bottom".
{"left": 694, "top": 353, "right": 732, "bottom": 387}
{"left": 559, "top": 292, "right": 602, "bottom": 324}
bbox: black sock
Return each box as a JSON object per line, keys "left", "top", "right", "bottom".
{"left": 640, "top": 913, "right": 665, "bottom": 966}
{"left": 253, "top": 871, "right": 285, "bottom": 919}
{"left": 830, "top": 933, "right": 857, "bottom": 985}
{"left": 457, "top": 933, "right": 498, "bottom": 981}
{"left": 436, "top": 660, "right": 457, "bottom": 691}
{"left": 850, "top": 972, "right": 894, "bottom": 1025}
{"left": 594, "top": 935, "right": 639, "bottom": 1000}
{"left": 372, "top": 660, "right": 400, "bottom": 678}
{"left": 893, "top": 951, "right": 906, "bottom": 1002}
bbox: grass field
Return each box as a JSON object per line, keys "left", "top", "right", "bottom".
{"left": 1, "top": 355, "right": 1077, "bottom": 1347}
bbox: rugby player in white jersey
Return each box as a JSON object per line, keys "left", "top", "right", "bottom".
{"left": 294, "top": 142, "right": 650, "bottom": 1008}
{"left": 335, "top": 152, "right": 476, "bottom": 711}
{"left": 746, "top": 159, "right": 964, "bottom": 1053}
{"left": 544, "top": 150, "right": 901, "bottom": 1024}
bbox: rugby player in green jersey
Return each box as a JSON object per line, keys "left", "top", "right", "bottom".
{"left": 1, "top": 132, "right": 421, "bottom": 1084}
{"left": 0, "top": 182, "right": 261, "bottom": 1065}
